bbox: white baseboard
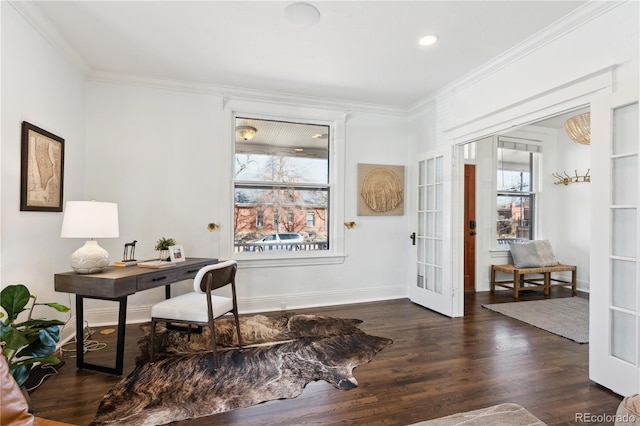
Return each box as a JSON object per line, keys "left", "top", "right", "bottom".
{"left": 79, "top": 286, "right": 408, "bottom": 326}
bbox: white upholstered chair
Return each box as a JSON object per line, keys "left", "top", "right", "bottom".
{"left": 149, "top": 260, "right": 242, "bottom": 369}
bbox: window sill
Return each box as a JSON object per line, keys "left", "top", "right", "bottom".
{"left": 234, "top": 252, "right": 346, "bottom": 269}
{"left": 490, "top": 248, "right": 512, "bottom": 259}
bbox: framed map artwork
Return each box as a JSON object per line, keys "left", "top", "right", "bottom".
{"left": 20, "top": 122, "right": 65, "bottom": 212}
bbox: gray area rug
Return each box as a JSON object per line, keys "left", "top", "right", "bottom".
{"left": 409, "top": 403, "right": 546, "bottom": 425}
{"left": 483, "top": 297, "right": 589, "bottom": 343}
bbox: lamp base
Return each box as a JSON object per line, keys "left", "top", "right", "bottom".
{"left": 70, "top": 240, "right": 110, "bottom": 274}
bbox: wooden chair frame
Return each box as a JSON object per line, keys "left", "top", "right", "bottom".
{"left": 149, "top": 260, "right": 242, "bottom": 369}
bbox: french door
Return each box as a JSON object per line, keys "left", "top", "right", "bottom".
{"left": 590, "top": 102, "right": 640, "bottom": 395}
{"left": 410, "top": 149, "right": 455, "bottom": 317}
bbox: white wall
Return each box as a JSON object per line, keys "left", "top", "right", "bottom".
{"left": 1, "top": 0, "right": 636, "bottom": 328}
{"left": 84, "top": 81, "right": 410, "bottom": 323}
{"left": 1, "top": 3, "right": 87, "bottom": 324}
{"left": 409, "top": 1, "right": 636, "bottom": 296}
{"left": 545, "top": 125, "right": 591, "bottom": 291}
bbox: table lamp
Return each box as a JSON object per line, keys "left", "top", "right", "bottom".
{"left": 61, "top": 201, "right": 119, "bottom": 273}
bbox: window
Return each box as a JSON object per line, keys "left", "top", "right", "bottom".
{"left": 234, "top": 117, "right": 330, "bottom": 254}
{"left": 496, "top": 137, "right": 540, "bottom": 246}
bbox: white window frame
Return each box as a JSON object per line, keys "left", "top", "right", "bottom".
{"left": 220, "top": 106, "right": 346, "bottom": 268}
{"left": 492, "top": 135, "right": 542, "bottom": 250}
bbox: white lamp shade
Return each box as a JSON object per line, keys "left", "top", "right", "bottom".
{"left": 61, "top": 201, "right": 119, "bottom": 238}
{"left": 61, "top": 201, "right": 119, "bottom": 273}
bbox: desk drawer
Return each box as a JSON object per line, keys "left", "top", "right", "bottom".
{"left": 137, "top": 270, "right": 178, "bottom": 291}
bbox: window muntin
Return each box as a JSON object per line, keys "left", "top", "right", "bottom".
{"left": 234, "top": 117, "right": 330, "bottom": 254}
{"left": 496, "top": 145, "right": 536, "bottom": 245}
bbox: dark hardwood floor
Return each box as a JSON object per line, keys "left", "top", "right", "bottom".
{"left": 31, "top": 290, "right": 622, "bottom": 425}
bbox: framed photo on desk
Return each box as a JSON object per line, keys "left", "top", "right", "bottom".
{"left": 168, "top": 245, "right": 185, "bottom": 262}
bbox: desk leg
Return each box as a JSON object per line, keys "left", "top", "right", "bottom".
{"left": 75, "top": 295, "right": 127, "bottom": 376}
{"left": 75, "top": 296, "right": 85, "bottom": 367}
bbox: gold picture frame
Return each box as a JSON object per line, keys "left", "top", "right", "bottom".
{"left": 357, "top": 163, "right": 405, "bottom": 216}
{"left": 20, "top": 122, "right": 65, "bottom": 212}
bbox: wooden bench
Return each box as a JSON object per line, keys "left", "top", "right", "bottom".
{"left": 490, "top": 264, "right": 577, "bottom": 300}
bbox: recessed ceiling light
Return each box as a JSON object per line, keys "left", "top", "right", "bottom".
{"left": 418, "top": 34, "right": 439, "bottom": 47}
{"left": 285, "top": 2, "right": 320, "bottom": 27}
{"left": 295, "top": 148, "right": 304, "bottom": 152}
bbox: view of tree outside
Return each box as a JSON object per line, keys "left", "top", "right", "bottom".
{"left": 496, "top": 148, "right": 534, "bottom": 243}
{"left": 234, "top": 118, "right": 330, "bottom": 252}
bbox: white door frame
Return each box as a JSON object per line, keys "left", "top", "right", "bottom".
{"left": 445, "top": 67, "right": 640, "bottom": 394}
{"left": 447, "top": 72, "right": 612, "bottom": 287}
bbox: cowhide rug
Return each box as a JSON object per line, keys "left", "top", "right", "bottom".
{"left": 91, "top": 313, "right": 392, "bottom": 426}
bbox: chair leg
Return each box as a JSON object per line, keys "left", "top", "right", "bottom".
{"left": 209, "top": 319, "right": 219, "bottom": 371}
{"left": 149, "top": 319, "right": 156, "bottom": 364}
{"left": 233, "top": 309, "right": 243, "bottom": 351}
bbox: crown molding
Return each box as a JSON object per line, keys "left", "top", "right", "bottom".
{"left": 408, "top": 1, "right": 625, "bottom": 116}
{"left": 10, "top": 0, "right": 622, "bottom": 118}
{"left": 9, "top": 0, "right": 92, "bottom": 77}
{"left": 87, "top": 70, "right": 408, "bottom": 116}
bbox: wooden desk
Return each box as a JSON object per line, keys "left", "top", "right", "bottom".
{"left": 54, "top": 257, "right": 217, "bottom": 375}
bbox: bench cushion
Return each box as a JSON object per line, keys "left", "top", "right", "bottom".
{"left": 509, "top": 240, "right": 559, "bottom": 268}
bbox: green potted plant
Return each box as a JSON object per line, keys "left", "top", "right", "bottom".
{"left": 154, "top": 237, "right": 176, "bottom": 261}
{"left": 0, "top": 284, "right": 69, "bottom": 386}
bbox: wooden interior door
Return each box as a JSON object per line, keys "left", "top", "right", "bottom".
{"left": 464, "top": 164, "right": 476, "bottom": 292}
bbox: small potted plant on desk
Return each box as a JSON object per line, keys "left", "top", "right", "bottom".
{"left": 0, "top": 284, "right": 69, "bottom": 387}
{"left": 155, "top": 237, "right": 176, "bottom": 261}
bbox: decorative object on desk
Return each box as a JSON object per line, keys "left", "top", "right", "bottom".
{"left": 137, "top": 260, "right": 176, "bottom": 269}
{"left": 0, "top": 284, "right": 69, "bottom": 387}
{"left": 483, "top": 297, "right": 588, "bottom": 343}
{"left": 357, "top": 163, "right": 405, "bottom": 216}
{"left": 93, "top": 313, "right": 392, "bottom": 425}
{"left": 552, "top": 169, "right": 591, "bottom": 186}
{"left": 154, "top": 237, "right": 176, "bottom": 261}
{"left": 60, "top": 201, "right": 119, "bottom": 274}
{"left": 207, "top": 223, "right": 219, "bottom": 232}
{"left": 564, "top": 111, "right": 590, "bottom": 145}
{"left": 168, "top": 245, "right": 185, "bottom": 262}
{"left": 114, "top": 240, "right": 138, "bottom": 267}
{"left": 122, "top": 240, "right": 137, "bottom": 261}
{"left": 20, "top": 121, "right": 65, "bottom": 212}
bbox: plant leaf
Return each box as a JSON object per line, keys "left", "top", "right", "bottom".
{"left": 0, "top": 285, "right": 31, "bottom": 321}
{"left": 16, "top": 318, "right": 66, "bottom": 328}
{"left": 41, "top": 302, "right": 70, "bottom": 313}
{"left": 0, "top": 325, "right": 29, "bottom": 351}
{"left": 15, "top": 327, "right": 59, "bottom": 359}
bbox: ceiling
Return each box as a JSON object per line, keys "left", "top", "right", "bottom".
{"left": 28, "top": 1, "right": 588, "bottom": 108}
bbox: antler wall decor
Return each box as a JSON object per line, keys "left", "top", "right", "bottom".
{"left": 552, "top": 169, "right": 591, "bottom": 186}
